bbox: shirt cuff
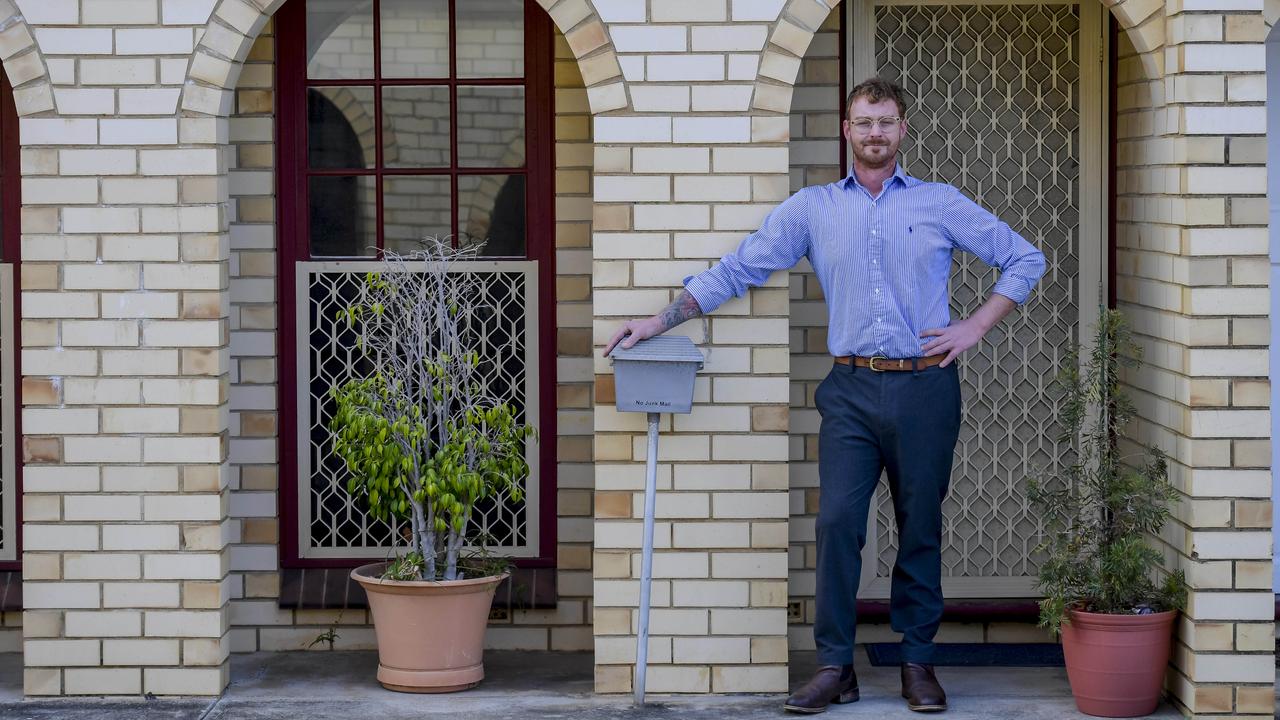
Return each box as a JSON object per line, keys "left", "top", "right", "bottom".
{"left": 682, "top": 273, "right": 723, "bottom": 315}
{"left": 991, "top": 275, "right": 1033, "bottom": 305}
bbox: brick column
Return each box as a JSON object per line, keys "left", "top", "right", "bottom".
{"left": 590, "top": 0, "right": 795, "bottom": 695}
{"left": 1109, "top": 1, "right": 1275, "bottom": 716}
{"left": 18, "top": 2, "right": 231, "bottom": 696}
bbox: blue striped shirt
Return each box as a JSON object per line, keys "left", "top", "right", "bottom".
{"left": 683, "top": 165, "right": 1047, "bottom": 358}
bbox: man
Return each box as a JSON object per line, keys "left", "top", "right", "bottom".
{"left": 603, "top": 78, "right": 1046, "bottom": 713}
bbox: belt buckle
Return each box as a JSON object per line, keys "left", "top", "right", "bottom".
{"left": 868, "top": 355, "right": 888, "bottom": 372}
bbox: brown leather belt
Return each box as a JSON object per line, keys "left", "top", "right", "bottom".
{"left": 834, "top": 355, "right": 946, "bottom": 372}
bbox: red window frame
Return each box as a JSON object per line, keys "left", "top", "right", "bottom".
{"left": 275, "top": 0, "right": 557, "bottom": 569}
{"left": 0, "top": 68, "right": 21, "bottom": 572}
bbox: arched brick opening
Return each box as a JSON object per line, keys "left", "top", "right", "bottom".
{"left": 0, "top": 1, "right": 53, "bottom": 116}
{"left": 181, "top": 0, "right": 629, "bottom": 116}
{"left": 175, "top": 0, "right": 606, "bottom": 656}
{"left": 754, "top": 0, "right": 1163, "bottom": 109}
{"left": 761, "top": 1, "right": 1276, "bottom": 717}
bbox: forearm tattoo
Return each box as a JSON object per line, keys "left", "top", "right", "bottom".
{"left": 656, "top": 290, "right": 703, "bottom": 332}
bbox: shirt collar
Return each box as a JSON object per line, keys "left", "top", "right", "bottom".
{"left": 841, "top": 163, "right": 912, "bottom": 192}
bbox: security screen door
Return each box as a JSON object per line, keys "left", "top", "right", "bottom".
{"left": 846, "top": 0, "right": 1108, "bottom": 598}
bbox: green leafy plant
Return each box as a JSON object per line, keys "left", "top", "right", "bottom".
{"left": 329, "top": 239, "right": 533, "bottom": 582}
{"left": 306, "top": 609, "right": 346, "bottom": 650}
{"left": 1028, "top": 308, "right": 1186, "bottom": 636}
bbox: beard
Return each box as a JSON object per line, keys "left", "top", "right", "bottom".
{"left": 851, "top": 138, "right": 898, "bottom": 169}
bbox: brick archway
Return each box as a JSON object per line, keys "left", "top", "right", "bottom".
{"left": 755, "top": 1, "right": 1276, "bottom": 718}
{"left": 181, "top": 0, "right": 629, "bottom": 117}
{"left": 753, "top": 0, "right": 1167, "bottom": 109}
{"left": 0, "top": 1, "right": 53, "bottom": 116}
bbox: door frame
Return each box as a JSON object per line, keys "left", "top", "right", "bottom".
{"left": 844, "top": 0, "right": 1111, "bottom": 598}
{"left": 0, "top": 67, "right": 20, "bottom": 570}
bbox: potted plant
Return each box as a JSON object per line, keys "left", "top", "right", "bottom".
{"left": 1028, "top": 308, "right": 1187, "bottom": 718}
{"left": 329, "top": 239, "right": 533, "bottom": 693}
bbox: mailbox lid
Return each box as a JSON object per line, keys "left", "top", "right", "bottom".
{"left": 608, "top": 335, "right": 705, "bottom": 368}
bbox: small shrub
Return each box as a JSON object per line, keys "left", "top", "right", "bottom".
{"left": 329, "top": 239, "right": 533, "bottom": 581}
{"left": 1028, "top": 309, "right": 1186, "bottom": 635}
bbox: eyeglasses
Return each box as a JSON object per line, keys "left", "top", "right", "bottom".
{"left": 848, "top": 116, "right": 901, "bottom": 134}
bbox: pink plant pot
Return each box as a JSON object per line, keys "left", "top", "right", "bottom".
{"left": 352, "top": 563, "right": 506, "bottom": 693}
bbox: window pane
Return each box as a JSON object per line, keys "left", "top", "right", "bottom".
{"left": 308, "top": 87, "right": 377, "bottom": 169}
{"left": 382, "top": 87, "right": 451, "bottom": 169}
{"left": 307, "top": 0, "right": 374, "bottom": 79}
{"left": 458, "top": 174, "right": 525, "bottom": 257}
{"left": 384, "top": 176, "right": 453, "bottom": 254}
{"left": 458, "top": 0, "right": 525, "bottom": 78}
{"left": 309, "top": 176, "right": 377, "bottom": 257}
{"left": 457, "top": 86, "right": 526, "bottom": 168}
{"left": 380, "top": 0, "right": 450, "bottom": 79}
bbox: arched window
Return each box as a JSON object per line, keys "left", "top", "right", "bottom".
{"left": 276, "top": 0, "right": 556, "bottom": 570}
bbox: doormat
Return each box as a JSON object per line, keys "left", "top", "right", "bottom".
{"left": 865, "top": 643, "right": 1064, "bottom": 667}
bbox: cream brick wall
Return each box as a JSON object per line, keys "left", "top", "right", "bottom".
{"left": 223, "top": 17, "right": 278, "bottom": 647}
{"left": 548, "top": 29, "right": 600, "bottom": 652}
{"left": 0, "top": 0, "right": 1271, "bottom": 713}
{"left": 7, "top": 0, "right": 231, "bottom": 697}
{"left": 590, "top": 0, "right": 793, "bottom": 695}
{"left": 784, "top": 4, "right": 837, "bottom": 652}
{"left": 1108, "top": 2, "right": 1275, "bottom": 717}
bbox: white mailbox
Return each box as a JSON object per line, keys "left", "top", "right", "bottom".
{"left": 609, "top": 335, "right": 704, "bottom": 415}
{"left": 608, "top": 334, "right": 704, "bottom": 706}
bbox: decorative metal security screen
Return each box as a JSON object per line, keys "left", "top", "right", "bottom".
{"left": 851, "top": 0, "right": 1105, "bottom": 597}
{"left": 0, "top": 265, "right": 12, "bottom": 562}
{"left": 296, "top": 261, "right": 540, "bottom": 558}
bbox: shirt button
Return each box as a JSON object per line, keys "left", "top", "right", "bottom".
{"left": 875, "top": 288, "right": 881, "bottom": 294}
{"left": 876, "top": 318, "right": 881, "bottom": 322}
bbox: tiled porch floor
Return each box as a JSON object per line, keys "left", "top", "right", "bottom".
{"left": 0, "top": 650, "right": 1187, "bottom": 719}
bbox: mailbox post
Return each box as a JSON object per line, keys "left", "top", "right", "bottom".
{"left": 609, "top": 335, "right": 704, "bottom": 705}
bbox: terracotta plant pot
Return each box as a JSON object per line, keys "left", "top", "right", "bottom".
{"left": 1060, "top": 608, "right": 1177, "bottom": 717}
{"left": 351, "top": 562, "right": 506, "bottom": 693}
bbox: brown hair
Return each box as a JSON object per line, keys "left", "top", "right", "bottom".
{"left": 846, "top": 78, "right": 908, "bottom": 119}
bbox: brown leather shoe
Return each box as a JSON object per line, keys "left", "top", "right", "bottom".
{"left": 783, "top": 664, "right": 859, "bottom": 714}
{"left": 900, "top": 662, "right": 947, "bottom": 712}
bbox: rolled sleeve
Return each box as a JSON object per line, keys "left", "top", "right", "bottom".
{"left": 681, "top": 190, "right": 811, "bottom": 315}
{"left": 941, "top": 187, "right": 1046, "bottom": 305}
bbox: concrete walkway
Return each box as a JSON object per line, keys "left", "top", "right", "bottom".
{"left": 0, "top": 651, "right": 1184, "bottom": 719}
